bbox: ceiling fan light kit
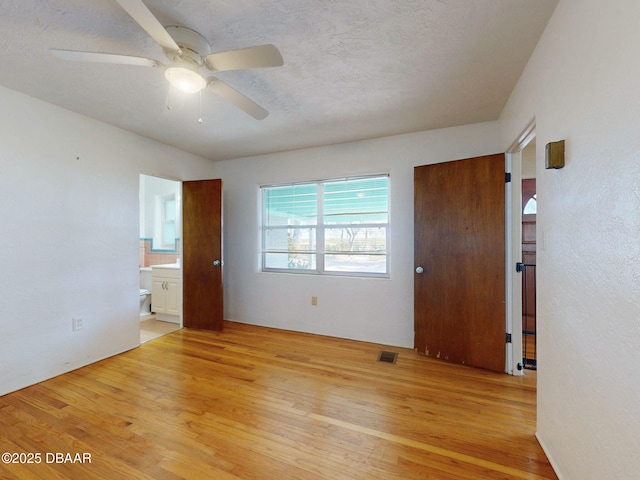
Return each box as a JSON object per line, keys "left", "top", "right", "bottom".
{"left": 162, "top": 27, "right": 209, "bottom": 94}
{"left": 165, "top": 66, "right": 206, "bottom": 94}
{"left": 50, "top": 0, "right": 283, "bottom": 119}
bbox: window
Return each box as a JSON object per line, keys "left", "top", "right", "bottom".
{"left": 160, "top": 194, "right": 177, "bottom": 249}
{"left": 262, "top": 175, "right": 389, "bottom": 277}
{"left": 523, "top": 194, "right": 537, "bottom": 214}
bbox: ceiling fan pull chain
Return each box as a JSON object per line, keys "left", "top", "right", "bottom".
{"left": 198, "top": 90, "right": 203, "bottom": 124}
{"left": 165, "top": 86, "right": 172, "bottom": 111}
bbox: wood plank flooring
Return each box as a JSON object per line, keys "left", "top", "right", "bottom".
{"left": 523, "top": 332, "right": 537, "bottom": 369}
{"left": 0, "top": 322, "right": 556, "bottom": 479}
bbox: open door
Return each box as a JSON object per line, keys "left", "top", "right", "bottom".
{"left": 414, "top": 154, "right": 506, "bottom": 372}
{"left": 182, "top": 179, "right": 224, "bottom": 331}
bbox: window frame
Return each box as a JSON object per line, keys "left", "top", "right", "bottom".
{"left": 261, "top": 174, "right": 390, "bottom": 278}
{"left": 160, "top": 193, "right": 177, "bottom": 250}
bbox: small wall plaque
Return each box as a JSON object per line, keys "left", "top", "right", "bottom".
{"left": 545, "top": 140, "right": 565, "bottom": 169}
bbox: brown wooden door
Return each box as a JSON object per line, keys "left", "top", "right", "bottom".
{"left": 182, "top": 179, "right": 224, "bottom": 331}
{"left": 414, "top": 154, "right": 506, "bottom": 372}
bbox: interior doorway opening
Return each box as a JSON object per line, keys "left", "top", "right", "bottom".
{"left": 520, "top": 141, "right": 537, "bottom": 369}
{"left": 138, "top": 173, "right": 182, "bottom": 343}
{"left": 506, "top": 121, "right": 537, "bottom": 375}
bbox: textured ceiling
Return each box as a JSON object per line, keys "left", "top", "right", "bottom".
{"left": 0, "top": 1, "right": 557, "bottom": 161}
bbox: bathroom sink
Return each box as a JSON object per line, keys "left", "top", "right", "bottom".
{"left": 152, "top": 263, "right": 180, "bottom": 269}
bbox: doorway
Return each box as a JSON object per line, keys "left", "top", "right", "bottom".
{"left": 139, "top": 174, "right": 182, "bottom": 342}
{"left": 521, "top": 141, "right": 537, "bottom": 369}
{"left": 506, "top": 121, "right": 537, "bottom": 374}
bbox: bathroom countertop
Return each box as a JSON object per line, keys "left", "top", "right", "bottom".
{"left": 151, "top": 263, "right": 180, "bottom": 270}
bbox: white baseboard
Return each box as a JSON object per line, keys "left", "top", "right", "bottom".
{"left": 536, "top": 432, "right": 564, "bottom": 480}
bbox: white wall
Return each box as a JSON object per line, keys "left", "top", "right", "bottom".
{"left": 499, "top": 0, "right": 640, "bottom": 477}
{"left": 212, "top": 122, "right": 502, "bottom": 347}
{"left": 0, "top": 86, "right": 215, "bottom": 396}
{"left": 521, "top": 139, "right": 536, "bottom": 180}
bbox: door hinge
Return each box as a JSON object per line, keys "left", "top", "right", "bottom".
{"left": 506, "top": 333, "right": 512, "bottom": 344}
{"left": 505, "top": 172, "right": 512, "bottom": 183}
{"left": 516, "top": 262, "right": 524, "bottom": 273}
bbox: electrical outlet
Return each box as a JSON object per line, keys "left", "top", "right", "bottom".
{"left": 311, "top": 296, "right": 318, "bottom": 306}
{"left": 72, "top": 317, "right": 84, "bottom": 332}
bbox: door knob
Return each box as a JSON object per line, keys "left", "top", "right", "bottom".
{"left": 213, "top": 260, "right": 221, "bottom": 266}
{"left": 415, "top": 266, "right": 424, "bottom": 274}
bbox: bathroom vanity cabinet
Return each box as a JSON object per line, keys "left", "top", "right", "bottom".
{"left": 151, "top": 265, "right": 180, "bottom": 323}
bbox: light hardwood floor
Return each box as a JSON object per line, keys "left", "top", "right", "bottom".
{"left": 0, "top": 322, "right": 556, "bottom": 479}
{"left": 523, "top": 333, "right": 537, "bottom": 369}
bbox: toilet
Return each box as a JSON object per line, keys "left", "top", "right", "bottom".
{"left": 139, "top": 267, "right": 152, "bottom": 316}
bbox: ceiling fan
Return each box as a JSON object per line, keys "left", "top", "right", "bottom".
{"left": 51, "top": 0, "right": 283, "bottom": 120}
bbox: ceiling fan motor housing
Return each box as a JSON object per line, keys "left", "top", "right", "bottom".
{"left": 163, "top": 26, "right": 211, "bottom": 68}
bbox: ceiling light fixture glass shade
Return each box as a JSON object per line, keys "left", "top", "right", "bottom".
{"left": 164, "top": 66, "right": 206, "bottom": 94}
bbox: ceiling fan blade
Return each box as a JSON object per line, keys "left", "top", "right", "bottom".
{"left": 207, "top": 77, "right": 269, "bottom": 120}
{"left": 115, "top": 0, "right": 180, "bottom": 52}
{"left": 51, "top": 49, "right": 162, "bottom": 67}
{"left": 205, "top": 44, "right": 283, "bottom": 72}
